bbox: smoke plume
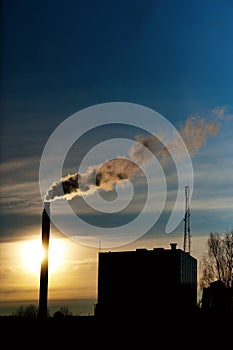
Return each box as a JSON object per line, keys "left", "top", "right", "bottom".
{"left": 45, "top": 159, "right": 141, "bottom": 201}
{"left": 45, "top": 116, "right": 218, "bottom": 202}
{"left": 179, "top": 117, "right": 218, "bottom": 155}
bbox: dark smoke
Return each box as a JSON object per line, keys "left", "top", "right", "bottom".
{"left": 45, "top": 159, "right": 141, "bottom": 202}
{"left": 45, "top": 116, "right": 218, "bottom": 202}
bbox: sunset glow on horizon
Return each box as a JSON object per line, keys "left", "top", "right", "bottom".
{"left": 0, "top": 233, "right": 98, "bottom": 307}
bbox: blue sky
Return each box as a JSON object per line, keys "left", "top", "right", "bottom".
{"left": 0, "top": 0, "right": 233, "bottom": 313}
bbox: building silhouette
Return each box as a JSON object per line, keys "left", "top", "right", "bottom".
{"left": 202, "top": 280, "right": 233, "bottom": 312}
{"left": 95, "top": 243, "right": 197, "bottom": 317}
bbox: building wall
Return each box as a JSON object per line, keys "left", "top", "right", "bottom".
{"left": 95, "top": 246, "right": 197, "bottom": 317}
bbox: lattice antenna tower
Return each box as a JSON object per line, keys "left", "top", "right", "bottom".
{"left": 183, "top": 186, "right": 191, "bottom": 253}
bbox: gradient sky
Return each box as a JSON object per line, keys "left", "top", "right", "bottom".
{"left": 0, "top": 0, "right": 233, "bottom": 315}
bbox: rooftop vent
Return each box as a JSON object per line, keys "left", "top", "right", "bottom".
{"left": 170, "top": 243, "right": 177, "bottom": 250}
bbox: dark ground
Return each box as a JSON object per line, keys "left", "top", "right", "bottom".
{"left": 1, "top": 310, "right": 232, "bottom": 347}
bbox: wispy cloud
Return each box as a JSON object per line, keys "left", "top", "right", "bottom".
{"left": 211, "top": 105, "right": 233, "bottom": 121}
{"left": 0, "top": 157, "right": 40, "bottom": 186}
{"left": 0, "top": 156, "right": 42, "bottom": 214}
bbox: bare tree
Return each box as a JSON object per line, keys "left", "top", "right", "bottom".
{"left": 199, "top": 230, "right": 233, "bottom": 289}
{"left": 13, "top": 304, "right": 39, "bottom": 318}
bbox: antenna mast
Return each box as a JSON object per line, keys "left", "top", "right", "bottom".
{"left": 183, "top": 186, "right": 191, "bottom": 254}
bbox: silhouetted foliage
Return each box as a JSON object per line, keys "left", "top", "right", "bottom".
{"left": 13, "top": 304, "right": 39, "bottom": 318}
{"left": 199, "top": 230, "right": 233, "bottom": 289}
{"left": 53, "top": 306, "right": 73, "bottom": 317}
{"left": 53, "top": 310, "right": 65, "bottom": 319}
{"left": 12, "top": 304, "right": 52, "bottom": 318}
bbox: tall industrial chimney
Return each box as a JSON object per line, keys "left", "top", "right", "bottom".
{"left": 38, "top": 201, "right": 50, "bottom": 319}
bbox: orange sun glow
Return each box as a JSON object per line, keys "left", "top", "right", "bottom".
{"left": 20, "top": 238, "right": 65, "bottom": 275}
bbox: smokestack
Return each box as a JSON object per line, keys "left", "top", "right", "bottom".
{"left": 38, "top": 201, "right": 50, "bottom": 319}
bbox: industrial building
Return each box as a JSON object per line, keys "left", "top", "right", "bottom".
{"left": 201, "top": 280, "right": 233, "bottom": 312}
{"left": 95, "top": 243, "right": 197, "bottom": 317}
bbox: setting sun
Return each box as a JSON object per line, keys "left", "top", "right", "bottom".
{"left": 20, "top": 238, "right": 65, "bottom": 275}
